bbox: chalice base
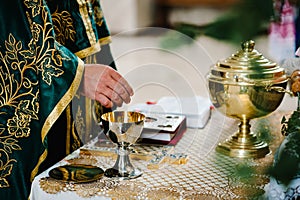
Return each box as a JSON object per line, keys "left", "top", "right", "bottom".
{"left": 216, "top": 133, "right": 270, "bottom": 158}
{"left": 104, "top": 146, "right": 143, "bottom": 180}
{"left": 104, "top": 167, "right": 143, "bottom": 180}
{"left": 124, "top": 168, "right": 143, "bottom": 180}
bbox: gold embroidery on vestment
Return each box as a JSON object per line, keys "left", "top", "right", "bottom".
{"left": 51, "top": 9, "right": 76, "bottom": 45}
{"left": 0, "top": 1, "right": 68, "bottom": 185}
{"left": 66, "top": 105, "right": 72, "bottom": 155}
{"left": 77, "top": 0, "right": 97, "bottom": 47}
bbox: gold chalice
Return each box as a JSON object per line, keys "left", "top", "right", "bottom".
{"left": 207, "top": 40, "right": 288, "bottom": 158}
{"left": 101, "top": 111, "right": 145, "bottom": 179}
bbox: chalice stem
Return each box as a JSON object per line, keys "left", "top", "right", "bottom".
{"left": 113, "top": 145, "right": 134, "bottom": 176}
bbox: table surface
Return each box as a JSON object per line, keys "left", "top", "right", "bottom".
{"left": 29, "top": 110, "right": 288, "bottom": 200}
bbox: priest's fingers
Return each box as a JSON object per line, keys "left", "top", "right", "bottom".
{"left": 81, "top": 64, "right": 134, "bottom": 108}
{"left": 109, "top": 68, "right": 134, "bottom": 97}
{"left": 106, "top": 78, "right": 132, "bottom": 104}
{"left": 96, "top": 84, "right": 125, "bottom": 107}
{"left": 96, "top": 94, "right": 114, "bottom": 108}
{"left": 95, "top": 68, "right": 133, "bottom": 105}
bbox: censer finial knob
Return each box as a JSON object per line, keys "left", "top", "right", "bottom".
{"left": 241, "top": 40, "right": 255, "bottom": 52}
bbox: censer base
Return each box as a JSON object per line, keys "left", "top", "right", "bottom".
{"left": 216, "top": 138, "right": 270, "bottom": 159}
{"left": 216, "top": 118, "right": 270, "bottom": 159}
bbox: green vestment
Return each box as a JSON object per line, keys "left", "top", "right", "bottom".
{"left": 0, "top": 0, "right": 112, "bottom": 199}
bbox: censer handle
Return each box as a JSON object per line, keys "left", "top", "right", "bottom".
{"left": 265, "top": 84, "right": 294, "bottom": 96}
{"left": 237, "top": 76, "right": 293, "bottom": 95}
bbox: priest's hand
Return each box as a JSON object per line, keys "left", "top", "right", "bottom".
{"left": 81, "top": 64, "right": 134, "bottom": 108}
{"left": 291, "top": 70, "right": 300, "bottom": 96}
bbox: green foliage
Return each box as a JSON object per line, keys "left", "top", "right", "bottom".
{"left": 173, "top": 0, "right": 274, "bottom": 45}
{"left": 256, "top": 118, "right": 273, "bottom": 144}
{"left": 159, "top": 30, "right": 195, "bottom": 49}
{"left": 268, "top": 106, "right": 300, "bottom": 185}
{"left": 233, "top": 162, "right": 256, "bottom": 183}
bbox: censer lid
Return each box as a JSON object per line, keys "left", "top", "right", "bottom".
{"left": 208, "top": 40, "right": 287, "bottom": 84}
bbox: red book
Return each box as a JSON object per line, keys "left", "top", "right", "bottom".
{"left": 138, "top": 115, "right": 187, "bottom": 146}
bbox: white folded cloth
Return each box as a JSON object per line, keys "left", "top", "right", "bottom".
{"left": 129, "top": 96, "right": 212, "bottom": 128}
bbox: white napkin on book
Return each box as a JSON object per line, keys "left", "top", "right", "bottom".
{"left": 129, "top": 96, "right": 212, "bottom": 128}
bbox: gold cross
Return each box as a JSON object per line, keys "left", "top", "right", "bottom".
{"left": 79, "top": 144, "right": 188, "bottom": 170}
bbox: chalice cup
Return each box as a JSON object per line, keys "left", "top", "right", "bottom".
{"left": 101, "top": 111, "right": 145, "bottom": 179}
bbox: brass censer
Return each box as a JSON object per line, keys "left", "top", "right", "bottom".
{"left": 207, "top": 40, "right": 288, "bottom": 158}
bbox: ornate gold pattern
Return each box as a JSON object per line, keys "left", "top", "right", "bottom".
{"left": 39, "top": 177, "right": 66, "bottom": 194}
{"left": 0, "top": 0, "right": 85, "bottom": 187}
{"left": 51, "top": 9, "right": 76, "bottom": 45}
{"left": 0, "top": 0, "right": 68, "bottom": 186}
{"left": 99, "top": 36, "right": 112, "bottom": 45}
{"left": 90, "top": 0, "right": 103, "bottom": 27}
{"left": 84, "top": 97, "right": 92, "bottom": 142}
{"left": 71, "top": 121, "right": 82, "bottom": 151}
{"left": 74, "top": 0, "right": 112, "bottom": 58}
{"left": 77, "top": 0, "right": 97, "bottom": 48}
{"left": 75, "top": 105, "right": 86, "bottom": 140}
{"left": 0, "top": 138, "right": 17, "bottom": 187}
{"left": 75, "top": 43, "right": 101, "bottom": 59}
{"left": 65, "top": 105, "right": 72, "bottom": 155}
{"left": 28, "top": 0, "right": 84, "bottom": 180}
{"left": 24, "top": 0, "right": 42, "bottom": 17}
{"left": 67, "top": 155, "right": 97, "bottom": 166}
{"left": 33, "top": 56, "right": 83, "bottom": 181}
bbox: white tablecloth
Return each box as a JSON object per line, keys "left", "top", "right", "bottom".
{"left": 29, "top": 110, "right": 286, "bottom": 200}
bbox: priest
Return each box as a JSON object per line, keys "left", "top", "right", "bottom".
{"left": 0, "top": 0, "right": 133, "bottom": 199}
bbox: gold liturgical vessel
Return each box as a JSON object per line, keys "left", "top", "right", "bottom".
{"left": 207, "top": 40, "right": 288, "bottom": 158}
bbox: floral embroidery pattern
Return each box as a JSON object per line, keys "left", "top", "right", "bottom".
{"left": 24, "top": 0, "right": 42, "bottom": 17}
{"left": 0, "top": 128, "right": 19, "bottom": 187}
{"left": 90, "top": 0, "right": 104, "bottom": 27}
{"left": 75, "top": 105, "right": 85, "bottom": 140}
{"left": 51, "top": 9, "right": 76, "bottom": 45}
{"left": 0, "top": 1, "right": 66, "bottom": 187}
{"left": 93, "top": 5, "right": 104, "bottom": 27}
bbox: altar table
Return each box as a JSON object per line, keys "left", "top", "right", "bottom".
{"left": 29, "top": 110, "right": 286, "bottom": 200}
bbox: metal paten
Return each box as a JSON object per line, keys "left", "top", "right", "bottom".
{"left": 207, "top": 40, "right": 288, "bottom": 158}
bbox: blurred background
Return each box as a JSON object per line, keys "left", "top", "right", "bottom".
{"left": 100, "top": 0, "right": 298, "bottom": 111}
